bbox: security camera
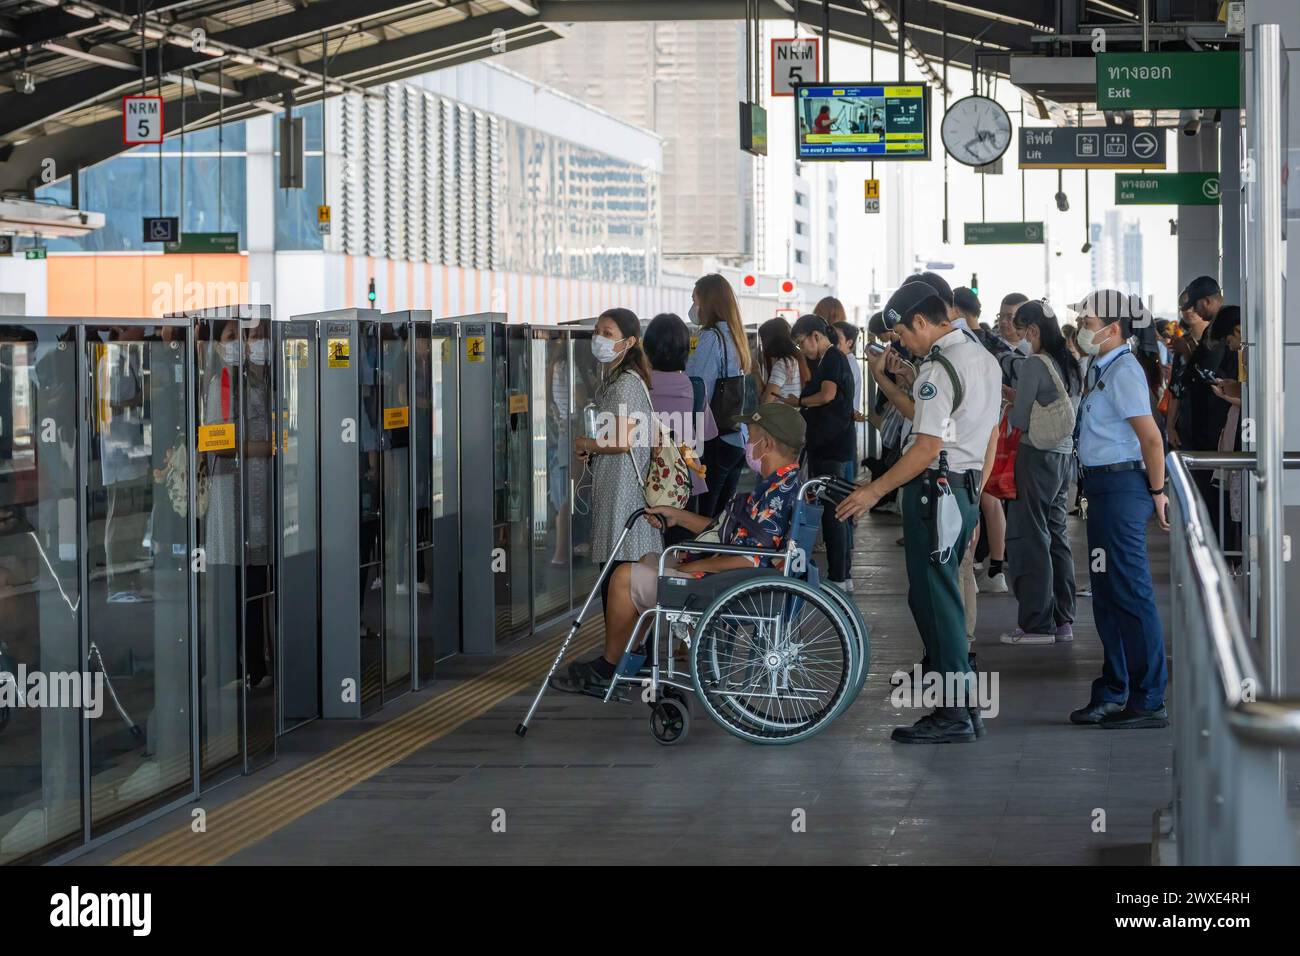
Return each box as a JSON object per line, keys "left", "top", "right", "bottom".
{"left": 13, "top": 71, "right": 35, "bottom": 95}
{"left": 79, "top": 212, "right": 88, "bottom": 225}
{"left": 1055, "top": 191, "right": 1070, "bottom": 212}
{"left": 1081, "top": 241, "right": 1092, "bottom": 253}
{"left": 1183, "top": 109, "right": 1204, "bottom": 137}
{"left": 1169, "top": 218, "right": 1178, "bottom": 236}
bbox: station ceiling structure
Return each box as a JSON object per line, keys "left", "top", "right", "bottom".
{"left": 0, "top": 0, "right": 1226, "bottom": 195}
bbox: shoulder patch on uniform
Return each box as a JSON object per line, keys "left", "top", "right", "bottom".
{"left": 917, "top": 382, "right": 938, "bottom": 400}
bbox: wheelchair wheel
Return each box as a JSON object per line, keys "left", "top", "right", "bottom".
{"left": 649, "top": 697, "right": 690, "bottom": 745}
{"left": 690, "top": 577, "right": 853, "bottom": 744}
{"left": 814, "top": 582, "right": 871, "bottom": 708}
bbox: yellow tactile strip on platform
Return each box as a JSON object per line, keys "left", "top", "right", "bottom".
{"left": 113, "top": 621, "right": 603, "bottom": 866}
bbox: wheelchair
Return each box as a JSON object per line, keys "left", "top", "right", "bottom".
{"left": 517, "top": 477, "right": 869, "bottom": 745}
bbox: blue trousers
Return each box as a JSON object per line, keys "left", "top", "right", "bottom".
{"left": 1083, "top": 469, "right": 1168, "bottom": 710}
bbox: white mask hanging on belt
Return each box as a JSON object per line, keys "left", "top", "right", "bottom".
{"left": 931, "top": 478, "right": 963, "bottom": 564}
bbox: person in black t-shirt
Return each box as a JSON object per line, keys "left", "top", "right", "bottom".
{"left": 791, "top": 313, "right": 854, "bottom": 588}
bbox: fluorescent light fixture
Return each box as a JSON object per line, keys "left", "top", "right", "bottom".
{"left": 230, "top": 52, "right": 257, "bottom": 65}
{"left": 64, "top": 3, "right": 97, "bottom": 18}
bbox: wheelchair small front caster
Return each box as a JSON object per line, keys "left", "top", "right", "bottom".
{"left": 649, "top": 697, "right": 690, "bottom": 745}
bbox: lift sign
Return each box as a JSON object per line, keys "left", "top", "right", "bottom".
{"left": 327, "top": 337, "right": 350, "bottom": 368}
{"left": 123, "top": 95, "right": 164, "bottom": 145}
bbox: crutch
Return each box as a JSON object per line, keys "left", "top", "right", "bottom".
{"left": 516, "top": 508, "right": 646, "bottom": 737}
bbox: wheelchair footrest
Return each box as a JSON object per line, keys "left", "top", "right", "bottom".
{"left": 616, "top": 651, "right": 646, "bottom": 678}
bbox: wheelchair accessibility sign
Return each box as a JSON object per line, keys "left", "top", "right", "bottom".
{"left": 327, "top": 337, "right": 350, "bottom": 368}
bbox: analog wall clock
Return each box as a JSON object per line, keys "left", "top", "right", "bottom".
{"left": 941, "top": 94, "right": 1012, "bottom": 167}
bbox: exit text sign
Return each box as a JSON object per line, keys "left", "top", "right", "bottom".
{"left": 1097, "top": 52, "right": 1240, "bottom": 110}
{"left": 1115, "top": 172, "right": 1221, "bottom": 205}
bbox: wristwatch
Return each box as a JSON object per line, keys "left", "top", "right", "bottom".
{"left": 1148, "top": 481, "right": 1168, "bottom": 496}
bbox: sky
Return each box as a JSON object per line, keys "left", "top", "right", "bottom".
{"left": 821, "top": 36, "right": 1185, "bottom": 319}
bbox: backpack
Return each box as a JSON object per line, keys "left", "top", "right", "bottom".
{"left": 628, "top": 374, "right": 694, "bottom": 509}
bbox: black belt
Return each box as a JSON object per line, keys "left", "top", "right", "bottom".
{"left": 1080, "top": 459, "right": 1144, "bottom": 476}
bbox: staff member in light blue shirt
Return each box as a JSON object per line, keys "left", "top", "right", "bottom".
{"left": 1070, "top": 289, "right": 1170, "bottom": 730}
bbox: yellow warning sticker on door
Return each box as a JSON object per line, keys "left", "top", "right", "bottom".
{"left": 198, "top": 423, "right": 236, "bottom": 452}
{"left": 383, "top": 406, "right": 409, "bottom": 429}
{"left": 508, "top": 393, "right": 528, "bottom": 414}
{"left": 466, "top": 336, "right": 486, "bottom": 363}
{"left": 327, "top": 337, "right": 350, "bottom": 368}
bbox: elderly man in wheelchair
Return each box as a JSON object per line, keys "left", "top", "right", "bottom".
{"left": 552, "top": 402, "right": 807, "bottom": 697}
{"left": 526, "top": 403, "right": 866, "bottom": 745}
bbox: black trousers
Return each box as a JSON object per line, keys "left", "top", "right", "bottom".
{"left": 696, "top": 436, "right": 746, "bottom": 519}
{"left": 809, "top": 455, "right": 851, "bottom": 583}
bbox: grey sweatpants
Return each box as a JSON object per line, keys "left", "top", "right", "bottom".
{"left": 1006, "top": 445, "right": 1076, "bottom": 633}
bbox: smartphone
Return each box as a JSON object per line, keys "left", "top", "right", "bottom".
{"left": 867, "top": 342, "right": 887, "bottom": 356}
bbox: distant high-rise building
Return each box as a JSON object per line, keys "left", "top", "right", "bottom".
{"left": 1089, "top": 212, "right": 1142, "bottom": 299}
{"left": 503, "top": 21, "right": 753, "bottom": 267}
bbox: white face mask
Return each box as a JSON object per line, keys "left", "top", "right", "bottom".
{"left": 688, "top": 304, "right": 700, "bottom": 324}
{"left": 1076, "top": 323, "right": 1108, "bottom": 356}
{"left": 248, "top": 339, "right": 271, "bottom": 366}
{"left": 932, "top": 481, "right": 963, "bottom": 564}
{"left": 590, "top": 334, "right": 625, "bottom": 364}
{"left": 216, "top": 340, "right": 240, "bottom": 365}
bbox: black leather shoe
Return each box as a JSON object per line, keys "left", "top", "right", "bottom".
{"left": 968, "top": 708, "right": 987, "bottom": 738}
{"left": 1099, "top": 705, "right": 1169, "bottom": 730}
{"left": 891, "top": 708, "right": 977, "bottom": 744}
{"left": 1069, "top": 701, "right": 1124, "bottom": 725}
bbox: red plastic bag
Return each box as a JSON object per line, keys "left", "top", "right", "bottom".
{"left": 984, "top": 410, "right": 1021, "bottom": 501}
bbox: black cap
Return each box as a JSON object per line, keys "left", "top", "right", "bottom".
{"left": 867, "top": 311, "right": 887, "bottom": 337}
{"left": 903, "top": 270, "right": 954, "bottom": 307}
{"left": 883, "top": 281, "right": 945, "bottom": 330}
{"left": 1183, "top": 275, "right": 1222, "bottom": 304}
{"left": 953, "top": 286, "right": 981, "bottom": 316}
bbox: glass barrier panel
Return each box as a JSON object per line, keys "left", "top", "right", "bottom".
{"left": 0, "top": 325, "right": 83, "bottom": 863}
{"left": 86, "top": 324, "right": 193, "bottom": 829}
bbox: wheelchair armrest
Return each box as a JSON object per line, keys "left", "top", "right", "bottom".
{"left": 661, "top": 541, "right": 775, "bottom": 572}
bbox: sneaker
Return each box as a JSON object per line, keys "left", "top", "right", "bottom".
{"left": 844, "top": 578, "right": 855, "bottom": 593}
{"left": 1054, "top": 623, "right": 1074, "bottom": 642}
{"left": 829, "top": 579, "right": 849, "bottom": 592}
{"left": 1099, "top": 705, "right": 1170, "bottom": 730}
{"left": 891, "top": 708, "right": 977, "bottom": 744}
{"left": 999, "top": 628, "right": 1055, "bottom": 645}
{"left": 548, "top": 658, "right": 613, "bottom": 695}
{"left": 978, "top": 571, "right": 1008, "bottom": 593}
{"left": 1076, "top": 585, "right": 1092, "bottom": 597}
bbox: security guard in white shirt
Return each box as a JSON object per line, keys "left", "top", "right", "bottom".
{"left": 838, "top": 279, "right": 1002, "bottom": 743}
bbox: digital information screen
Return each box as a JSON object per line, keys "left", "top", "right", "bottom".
{"left": 794, "top": 83, "right": 930, "bottom": 161}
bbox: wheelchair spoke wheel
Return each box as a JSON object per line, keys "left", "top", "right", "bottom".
{"left": 690, "top": 577, "right": 853, "bottom": 744}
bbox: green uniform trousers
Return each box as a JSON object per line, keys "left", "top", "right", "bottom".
{"left": 901, "top": 473, "right": 981, "bottom": 684}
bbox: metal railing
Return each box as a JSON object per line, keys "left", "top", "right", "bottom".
{"left": 1167, "top": 452, "right": 1300, "bottom": 864}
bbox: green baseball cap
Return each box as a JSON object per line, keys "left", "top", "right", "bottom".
{"left": 735, "top": 402, "right": 806, "bottom": 450}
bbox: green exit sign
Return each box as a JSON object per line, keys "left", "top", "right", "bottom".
{"left": 164, "top": 231, "right": 240, "bottom": 254}
{"left": 25, "top": 248, "right": 47, "bottom": 260}
{"left": 964, "top": 221, "right": 1045, "bottom": 245}
{"left": 1115, "top": 172, "right": 1221, "bottom": 205}
{"left": 1097, "top": 52, "right": 1240, "bottom": 109}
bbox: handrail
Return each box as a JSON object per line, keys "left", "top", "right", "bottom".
{"left": 1166, "top": 451, "right": 1300, "bottom": 746}
{"left": 1176, "top": 450, "right": 1300, "bottom": 470}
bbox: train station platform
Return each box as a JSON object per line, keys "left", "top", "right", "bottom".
{"left": 81, "top": 511, "right": 1172, "bottom": 867}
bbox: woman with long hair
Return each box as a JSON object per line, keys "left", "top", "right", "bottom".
{"left": 757, "top": 316, "right": 805, "bottom": 406}
{"left": 574, "top": 307, "right": 661, "bottom": 617}
{"left": 685, "top": 274, "right": 753, "bottom": 517}
{"left": 643, "top": 312, "right": 717, "bottom": 541}
{"left": 1000, "top": 300, "right": 1081, "bottom": 646}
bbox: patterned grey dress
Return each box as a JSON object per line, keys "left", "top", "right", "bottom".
{"left": 589, "top": 368, "right": 662, "bottom": 564}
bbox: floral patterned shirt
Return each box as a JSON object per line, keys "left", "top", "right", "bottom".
{"left": 684, "top": 463, "right": 802, "bottom": 570}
